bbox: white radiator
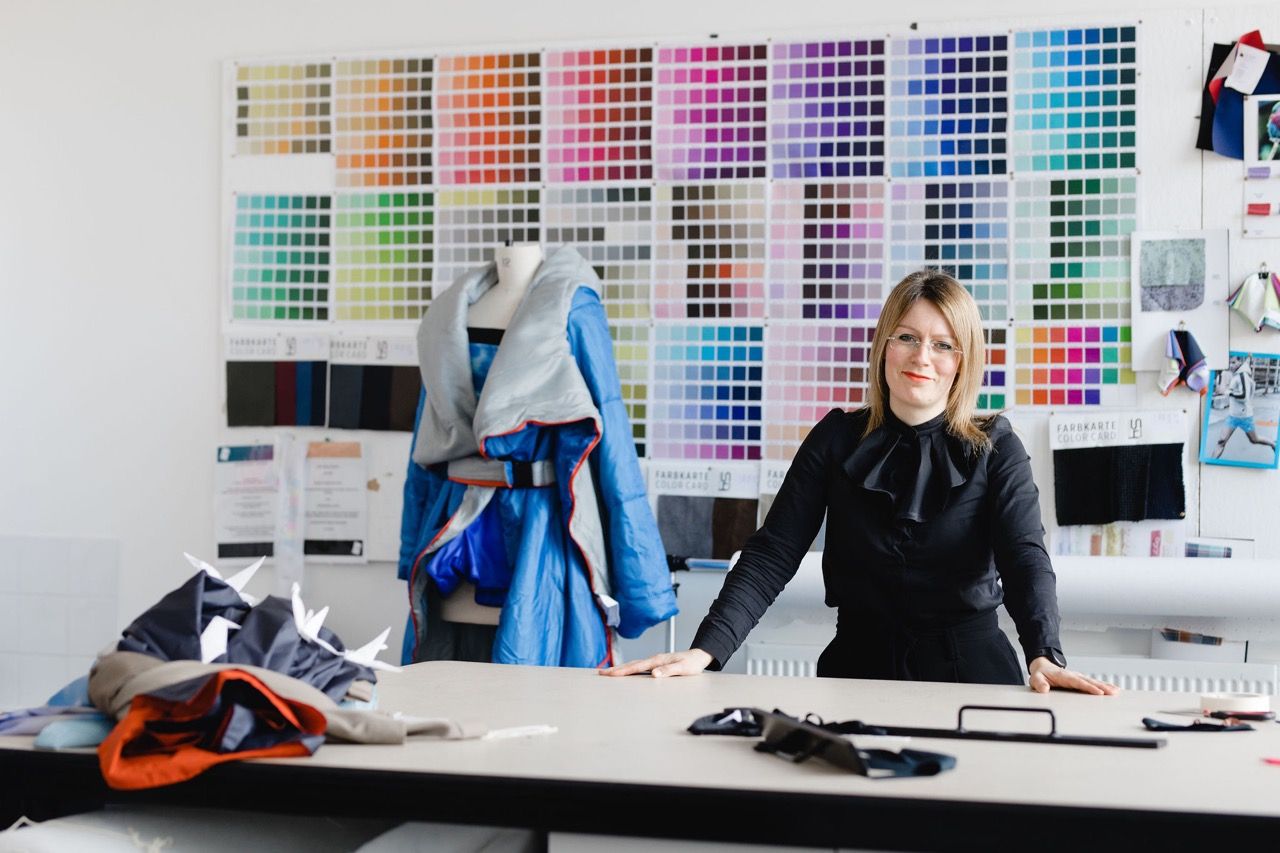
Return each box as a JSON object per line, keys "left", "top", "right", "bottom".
{"left": 745, "top": 643, "right": 1280, "bottom": 695}
{"left": 1070, "top": 656, "right": 1278, "bottom": 695}
{"left": 745, "top": 642, "right": 821, "bottom": 678}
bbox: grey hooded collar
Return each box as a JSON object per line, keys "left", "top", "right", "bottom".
{"left": 413, "top": 246, "right": 601, "bottom": 466}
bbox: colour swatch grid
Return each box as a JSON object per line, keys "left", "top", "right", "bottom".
{"left": 650, "top": 325, "right": 764, "bottom": 461}
{"left": 653, "top": 44, "right": 769, "bottom": 181}
{"left": 334, "top": 57, "right": 433, "bottom": 188}
{"left": 1012, "top": 324, "right": 1132, "bottom": 406}
{"left": 226, "top": 23, "right": 1140, "bottom": 429}
{"left": 770, "top": 40, "right": 887, "bottom": 179}
{"left": 980, "top": 326, "right": 1009, "bottom": 411}
{"left": 763, "top": 323, "right": 873, "bottom": 459}
{"left": 432, "top": 188, "right": 540, "bottom": 288}
{"left": 610, "top": 322, "right": 650, "bottom": 456}
{"left": 653, "top": 183, "right": 766, "bottom": 319}
{"left": 1011, "top": 28, "right": 1137, "bottom": 172}
{"left": 234, "top": 62, "right": 332, "bottom": 155}
{"left": 887, "top": 36, "right": 1009, "bottom": 178}
{"left": 544, "top": 48, "right": 654, "bottom": 182}
{"left": 768, "top": 182, "right": 886, "bottom": 321}
{"left": 434, "top": 52, "right": 541, "bottom": 185}
{"left": 542, "top": 186, "right": 653, "bottom": 320}
{"left": 1011, "top": 176, "right": 1137, "bottom": 322}
{"left": 332, "top": 192, "right": 433, "bottom": 320}
{"left": 887, "top": 181, "right": 1010, "bottom": 322}
{"left": 230, "top": 195, "right": 331, "bottom": 321}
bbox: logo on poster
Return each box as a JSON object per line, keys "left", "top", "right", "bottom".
{"left": 1054, "top": 418, "right": 1120, "bottom": 445}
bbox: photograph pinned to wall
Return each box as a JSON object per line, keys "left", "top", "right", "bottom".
{"left": 1243, "top": 93, "right": 1280, "bottom": 237}
{"left": 1129, "top": 230, "right": 1229, "bottom": 373}
{"left": 1200, "top": 350, "right": 1280, "bottom": 468}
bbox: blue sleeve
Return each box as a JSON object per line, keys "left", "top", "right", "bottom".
{"left": 566, "top": 288, "right": 677, "bottom": 637}
{"left": 397, "top": 387, "right": 430, "bottom": 581}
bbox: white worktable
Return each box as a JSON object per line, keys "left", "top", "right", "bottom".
{"left": 3, "top": 662, "right": 1278, "bottom": 850}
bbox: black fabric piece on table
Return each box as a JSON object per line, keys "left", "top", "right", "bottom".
{"left": 388, "top": 366, "right": 421, "bottom": 432}
{"left": 711, "top": 498, "right": 759, "bottom": 559}
{"left": 1053, "top": 443, "right": 1185, "bottom": 526}
{"left": 225, "top": 362, "right": 276, "bottom": 427}
{"left": 327, "top": 364, "right": 364, "bottom": 430}
{"left": 117, "top": 572, "right": 252, "bottom": 662}
{"left": 359, "top": 365, "right": 393, "bottom": 431}
{"left": 223, "top": 595, "right": 375, "bottom": 703}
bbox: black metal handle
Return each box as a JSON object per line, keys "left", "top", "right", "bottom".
{"left": 957, "top": 705, "right": 1057, "bottom": 737}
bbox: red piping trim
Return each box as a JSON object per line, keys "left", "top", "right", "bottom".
{"left": 483, "top": 417, "right": 613, "bottom": 667}
{"left": 407, "top": 508, "right": 467, "bottom": 659}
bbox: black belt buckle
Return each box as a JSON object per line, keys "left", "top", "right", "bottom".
{"left": 509, "top": 461, "right": 535, "bottom": 488}
{"left": 753, "top": 709, "right": 869, "bottom": 775}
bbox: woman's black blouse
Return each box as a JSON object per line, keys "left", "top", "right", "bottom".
{"left": 690, "top": 407, "right": 1062, "bottom": 669}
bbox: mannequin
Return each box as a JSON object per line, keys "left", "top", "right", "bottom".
{"left": 400, "top": 245, "right": 675, "bottom": 667}
{"left": 439, "top": 242, "right": 544, "bottom": 627}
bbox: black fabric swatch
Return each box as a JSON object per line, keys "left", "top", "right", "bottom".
{"left": 226, "top": 362, "right": 276, "bottom": 426}
{"left": 1053, "top": 443, "right": 1185, "bottom": 526}
{"left": 327, "top": 365, "right": 419, "bottom": 432}
{"left": 711, "top": 497, "right": 760, "bottom": 559}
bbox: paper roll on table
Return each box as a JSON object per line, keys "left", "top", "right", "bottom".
{"left": 1200, "top": 693, "right": 1271, "bottom": 715}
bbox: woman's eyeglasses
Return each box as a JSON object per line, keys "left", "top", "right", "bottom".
{"left": 887, "top": 332, "right": 962, "bottom": 360}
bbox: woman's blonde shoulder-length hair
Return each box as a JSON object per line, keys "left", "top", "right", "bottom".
{"left": 863, "top": 269, "right": 996, "bottom": 455}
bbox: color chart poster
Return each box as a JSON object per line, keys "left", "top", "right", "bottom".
{"left": 224, "top": 22, "right": 1141, "bottom": 469}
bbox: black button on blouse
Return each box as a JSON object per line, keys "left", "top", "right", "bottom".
{"left": 691, "top": 407, "right": 1062, "bottom": 669}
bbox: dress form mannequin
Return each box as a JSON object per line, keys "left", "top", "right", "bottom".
{"left": 469, "top": 242, "right": 544, "bottom": 328}
{"left": 441, "top": 242, "right": 544, "bottom": 626}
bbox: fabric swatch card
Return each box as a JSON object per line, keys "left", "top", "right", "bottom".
{"left": 1128, "top": 230, "right": 1229, "bottom": 372}
{"left": 650, "top": 462, "right": 760, "bottom": 560}
{"left": 328, "top": 336, "right": 419, "bottom": 431}
{"left": 1049, "top": 410, "right": 1186, "bottom": 526}
{"left": 656, "top": 495, "right": 758, "bottom": 560}
{"left": 225, "top": 334, "right": 329, "bottom": 427}
{"left": 328, "top": 365, "right": 420, "bottom": 431}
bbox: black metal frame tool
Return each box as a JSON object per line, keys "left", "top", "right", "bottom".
{"left": 826, "top": 705, "right": 1166, "bottom": 749}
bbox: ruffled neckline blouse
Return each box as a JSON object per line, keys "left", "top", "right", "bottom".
{"left": 841, "top": 409, "right": 972, "bottom": 523}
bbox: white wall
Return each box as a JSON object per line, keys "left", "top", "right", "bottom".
{"left": 3, "top": 0, "right": 1280, "bottom": 689}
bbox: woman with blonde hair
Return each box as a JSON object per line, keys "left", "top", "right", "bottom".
{"left": 605, "top": 270, "right": 1115, "bottom": 694}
